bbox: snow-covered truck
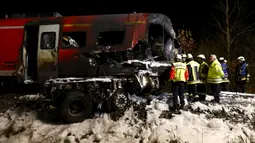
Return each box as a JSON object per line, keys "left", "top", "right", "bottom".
{"left": 17, "top": 13, "right": 182, "bottom": 122}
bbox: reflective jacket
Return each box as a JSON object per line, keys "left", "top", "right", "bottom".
{"left": 187, "top": 60, "right": 201, "bottom": 84}
{"left": 235, "top": 62, "right": 250, "bottom": 81}
{"left": 207, "top": 60, "right": 224, "bottom": 84}
{"left": 221, "top": 63, "right": 230, "bottom": 83}
{"left": 169, "top": 62, "right": 189, "bottom": 82}
{"left": 199, "top": 62, "right": 209, "bottom": 83}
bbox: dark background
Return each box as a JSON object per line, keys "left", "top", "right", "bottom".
{"left": 1, "top": 0, "right": 255, "bottom": 40}
{"left": 0, "top": 0, "right": 225, "bottom": 40}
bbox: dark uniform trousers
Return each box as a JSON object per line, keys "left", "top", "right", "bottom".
{"left": 184, "top": 82, "right": 188, "bottom": 93}
{"left": 236, "top": 80, "right": 246, "bottom": 93}
{"left": 221, "top": 82, "right": 229, "bottom": 91}
{"left": 171, "top": 81, "right": 185, "bottom": 108}
{"left": 197, "top": 83, "right": 206, "bottom": 100}
{"left": 187, "top": 84, "right": 197, "bottom": 97}
{"left": 210, "top": 83, "right": 221, "bottom": 101}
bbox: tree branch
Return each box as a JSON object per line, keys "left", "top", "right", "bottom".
{"left": 212, "top": 4, "right": 225, "bottom": 13}
{"left": 229, "top": 2, "right": 237, "bottom": 18}
{"left": 230, "top": 23, "right": 255, "bottom": 45}
{"left": 219, "top": 0, "right": 226, "bottom": 11}
{"left": 230, "top": 3, "right": 241, "bottom": 32}
{"left": 211, "top": 14, "right": 227, "bottom": 34}
{"left": 235, "top": 10, "right": 255, "bottom": 25}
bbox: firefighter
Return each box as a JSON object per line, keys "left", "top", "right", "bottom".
{"left": 169, "top": 54, "right": 189, "bottom": 110}
{"left": 186, "top": 53, "right": 201, "bottom": 102}
{"left": 219, "top": 57, "right": 230, "bottom": 91}
{"left": 235, "top": 56, "right": 250, "bottom": 93}
{"left": 182, "top": 54, "right": 188, "bottom": 95}
{"left": 182, "top": 54, "right": 187, "bottom": 64}
{"left": 196, "top": 54, "right": 209, "bottom": 101}
{"left": 207, "top": 54, "right": 224, "bottom": 103}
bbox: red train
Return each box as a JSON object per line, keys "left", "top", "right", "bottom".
{"left": 0, "top": 12, "right": 181, "bottom": 84}
{"left": 0, "top": 12, "right": 183, "bottom": 122}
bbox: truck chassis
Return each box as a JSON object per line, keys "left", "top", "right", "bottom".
{"left": 43, "top": 70, "right": 159, "bottom": 123}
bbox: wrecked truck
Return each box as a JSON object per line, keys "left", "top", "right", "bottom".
{"left": 17, "top": 13, "right": 182, "bottom": 123}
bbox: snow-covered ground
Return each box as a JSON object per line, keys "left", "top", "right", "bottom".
{"left": 0, "top": 92, "right": 255, "bottom": 143}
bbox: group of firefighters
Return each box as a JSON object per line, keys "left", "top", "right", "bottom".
{"left": 169, "top": 53, "right": 250, "bottom": 111}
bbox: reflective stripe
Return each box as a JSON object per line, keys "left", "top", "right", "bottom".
{"left": 193, "top": 66, "right": 199, "bottom": 81}
{"left": 173, "top": 63, "right": 186, "bottom": 69}
{"left": 187, "top": 81, "right": 201, "bottom": 84}
{"left": 187, "top": 61, "right": 200, "bottom": 84}
{"left": 241, "top": 77, "right": 247, "bottom": 81}
{"left": 0, "top": 26, "right": 24, "bottom": 29}
{"left": 172, "top": 62, "right": 187, "bottom": 82}
{"left": 63, "top": 24, "right": 92, "bottom": 27}
{"left": 208, "top": 60, "right": 224, "bottom": 83}
{"left": 207, "top": 77, "right": 222, "bottom": 83}
{"left": 125, "top": 21, "right": 146, "bottom": 25}
{"left": 222, "top": 78, "right": 230, "bottom": 83}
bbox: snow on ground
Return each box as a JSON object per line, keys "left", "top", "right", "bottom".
{"left": 0, "top": 92, "right": 255, "bottom": 143}
{"left": 123, "top": 60, "right": 171, "bottom": 67}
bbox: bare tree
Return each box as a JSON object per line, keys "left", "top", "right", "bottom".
{"left": 212, "top": 0, "right": 255, "bottom": 62}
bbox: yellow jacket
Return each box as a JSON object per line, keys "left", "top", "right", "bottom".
{"left": 207, "top": 59, "right": 224, "bottom": 84}
{"left": 186, "top": 60, "right": 201, "bottom": 84}
{"left": 170, "top": 62, "right": 189, "bottom": 82}
{"left": 199, "top": 62, "right": 209, "bottom": 83}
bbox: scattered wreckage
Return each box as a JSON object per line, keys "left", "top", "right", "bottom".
{"left": 15, "top": 12, "right": 182, "bottom": 122}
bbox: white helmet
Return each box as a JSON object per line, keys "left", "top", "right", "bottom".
{"left": 182, "top": 54, "right": 187, "bottom": 58}
{"left": 176, "top": 54, "right": 182, "bottom": 60}
{"left": 237, "top": 56, "right": 245, "bottom": 61}
{"left": 219, "top": 57, "right": 224, "bottom": 61}
{"left": 224, "top": 60, "right": 227, "bottom": 63}
{"left": 187, "top": 53, "right": 193, "bottom": 59}
{"left": 197, "top": 54, "right": 205, "bottom": 59}
{"left": 210, "top": 54, "right": 217, "bottom": 60}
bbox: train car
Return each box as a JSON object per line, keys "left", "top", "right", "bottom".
{"left": 0, "top": 12, "right": 61, "bottom": 86}
{"left": 18, "top": 13, "right": 181, "bottom": 83}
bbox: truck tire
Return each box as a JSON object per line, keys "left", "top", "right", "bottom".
{"left": 61, "top": 91, "right": 92, "bottom": 123}
{"left": 107, "top": 88, "right": 130, "bottom": 112}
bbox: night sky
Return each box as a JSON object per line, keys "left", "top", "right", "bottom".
{"left": 2, "top": 0, "right": 255, "bottom": 40}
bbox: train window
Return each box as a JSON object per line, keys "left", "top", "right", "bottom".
{"left": 62, "top": 32, "right": 86, "bottom": 48}
{"left": 40, "top": 32, "right": 56, "bottom": 50}
{"left": 98, "top": 31, "right": 125, "bottom": 46}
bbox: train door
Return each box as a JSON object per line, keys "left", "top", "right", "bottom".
{"left": 23, "top": 24, "right": 60, "bottom": 83}
{"left": 37, "top": 24, "right": 60, "bottom": 83}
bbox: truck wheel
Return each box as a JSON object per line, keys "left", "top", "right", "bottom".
{"left": 107, "top": 89, "right": 130, "bottom": 112}
{"left": 61, "top": 91, "right": 92, "bottom": 123}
